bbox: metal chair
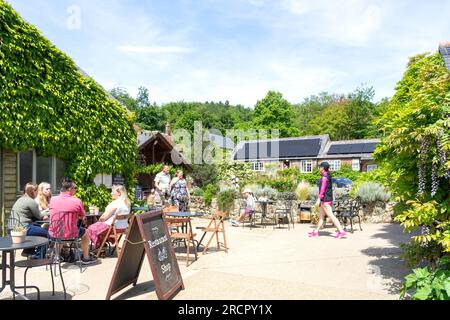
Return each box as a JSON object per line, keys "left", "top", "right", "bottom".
{"left": 337, "top": 197, "right": 363, "bottom": 232}
{"left": 15, "top": 219, "right": 67, "bottom": 300}
{"left": 273, "top": 201, "right": 295, "bottom": 230}
{"left": 49, "top": 211, "right": 83, "bottom": 272}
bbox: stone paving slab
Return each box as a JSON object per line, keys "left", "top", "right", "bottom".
{"left": 0, "top": 220, "right": 413, "bottom": 300}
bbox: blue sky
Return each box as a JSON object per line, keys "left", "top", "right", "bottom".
{"left": 6, "top": 0, "right": 450, "bottom": 107}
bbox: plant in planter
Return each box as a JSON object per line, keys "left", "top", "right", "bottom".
{"left": 255, "top": 186, "right": 278, "bottom": 201}
{"left": 10, "top": 225, "right": 27, "bottom": 243}
{"left": 296, "top": 180, "right": 312, "bottom": 222}
{"left": 217, "top": 187, "right": 238, "bottom": 216}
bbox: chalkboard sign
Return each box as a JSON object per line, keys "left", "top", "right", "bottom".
{"left": 106, "top": 210, "right": 184, "bottom": 300}
{"left": 112, "top": 174, "right": 125, "bottom": 186}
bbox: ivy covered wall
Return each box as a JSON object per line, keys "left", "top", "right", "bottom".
{"left": 0, "top": 1, "right": 137, "bottom": 208}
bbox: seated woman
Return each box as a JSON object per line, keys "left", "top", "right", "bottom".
{"left": 35, "top": 182, "right": 52, "bottom": 228}
{"left": 230, "top": 189, "right": 255, "bottom": 227}
{"left": 35, "top": 182, "right": 52, "bottom": 214}
{"left": 11, "top": 183, "right": 49, "bottom": 258}
{"left": 87, "top": 185, "right": 131, "bottom": 250}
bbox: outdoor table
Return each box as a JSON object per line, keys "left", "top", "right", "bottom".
{"left": 85, "top": 213, "right": 101, "bottom": 227}
{"left": 164, "top": 212, "right": 204, "bottom": 243}
{"left": 0, "top": 236, "right": 48, "bottom": 300}
{"left": 164, "top": 212, "right": 204, "bottom": 218}
{"left": 256, "top": 200, "right": 274, "bottom": 228}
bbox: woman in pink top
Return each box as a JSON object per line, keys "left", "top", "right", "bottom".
{"left": 308, "top": 162, "right": 347, "bottom": 239}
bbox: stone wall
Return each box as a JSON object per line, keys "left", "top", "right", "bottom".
{"left": 189, "top": 196, "right": 395, "bottom": 223}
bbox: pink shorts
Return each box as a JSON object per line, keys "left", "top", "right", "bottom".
{"left": 244, "top": 208, "right": 254, "bottom": 216}
{"left": 321, "top": 201, "right": 333, "bottom": 206}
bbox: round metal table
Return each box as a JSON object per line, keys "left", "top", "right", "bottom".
{"left": 0, "top": 236, "right": 48, "bottom": 300}
{"left": 256, "top": 200, "right": 274, "bottom": 228}
{"left": 164, "top": 212, "right": 204, "bottom": 218}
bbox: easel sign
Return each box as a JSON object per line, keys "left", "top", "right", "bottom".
{"left": 106, "top": 210, "right": 184, "bottom": 300}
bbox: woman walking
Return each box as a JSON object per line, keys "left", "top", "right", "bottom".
{"left": 308, "top": 162, "right": 347, "bottom": 238}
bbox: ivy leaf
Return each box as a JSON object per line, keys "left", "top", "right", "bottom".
{"left": 413, "top": 286, "right": 432, "bottom": 300}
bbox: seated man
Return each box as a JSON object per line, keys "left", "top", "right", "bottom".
{"left": 49, "top": 179, "right": 97, "bottom": 265}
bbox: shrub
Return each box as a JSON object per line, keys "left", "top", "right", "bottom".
{"left": 356, "top": 182, "right": 391, "bottom": 204}
{"left": 255, "top": 186, "right": 278, "bottom": 200}
{"left": 295, "top": 181, "right": 310, "bottom": 201}
{"left": 256, "top": 176, "right": 296, "bottom": 193}
{"left": 204, "top": 184, "right": 218, "bottom": 206}
{"left": 278, "top": 168, "right": 299, "bottom": 177}
{"left": 400, "top": 257, "right": 450, "bottom": 300}
{"left": 297, "top": 169, "right": 322, "bottom": 185}
{"left": 191, "top": 187, "right": 204, "bottom": 197}
{"left": 308, "top": 186, "right": 319, "bottom": 201}
{"left": 334, "top": 188, "right": 350, "bottom": 201}
{"left": 217, "top": 187, "right": 238, "bottom": 214}
{"left": 277, "top": 192, "right": 297, "bottom": 201}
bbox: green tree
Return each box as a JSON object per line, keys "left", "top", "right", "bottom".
{"left": 294, "top": 92, "right": 334, "bottom": 135}
{"left": 345, "top": 86, "right": 377, "bottom": 139}
{"left": 251, "top": 91, "right": 300, "bottom": 138}
{"left": 375, "top": 52, "right": 450, "bottom": 267}
{"left": 109, "top": 87, "right": 138, "bottom": 111}
{"left": 136, "top": 86, "right": 151, "bottom": 108}
{"left": 306, "top": 98, "right": 349, "bottom": 140}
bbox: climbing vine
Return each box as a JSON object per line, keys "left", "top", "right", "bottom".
{"left": 375, "top": 52, "right": 450, "bottom": 267}
{"left": 0, "top": 2, "right": 137, "bottom": 206}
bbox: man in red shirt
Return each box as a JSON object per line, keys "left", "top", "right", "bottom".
{"left": 49, "top": 179, "right": 97, "bottom": 265}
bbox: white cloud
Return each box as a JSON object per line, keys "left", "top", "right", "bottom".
{"left": 118, "top": 45, "right": 193, "bottom": 54}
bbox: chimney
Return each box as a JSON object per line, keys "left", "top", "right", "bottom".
{"left": 165, "top": 122, "right": 172, "bottom": 136}
{"left": 439, "top": 41, "right": 450, "bottom": 71}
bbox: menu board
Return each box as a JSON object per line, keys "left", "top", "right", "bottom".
{"left": 106, "top": 210, "right": 184, "bottom": 300}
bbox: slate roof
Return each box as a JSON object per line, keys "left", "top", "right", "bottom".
{"left": 233, "top": 136, "right": 328, "bottom": 161}
{"left": 321, "top": 139, "right": 381, "bottom": 160}
{"left": 207, "top": 132, "right": 235, "bottom": 150}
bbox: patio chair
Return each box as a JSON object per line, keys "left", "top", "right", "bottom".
{"left": 197, "top": 211, "right": 228, "bottom": 254}
{"left": 273, "top": 200, "right": 295, "bottom": 230}
{"left": 95, "top": 214, "right": 130, "bottom": 258}
{"left": 49, "top": 211, "right": 83, "bottom": 272}
{"left": 337, "top": 197, "right": 363, "bottom": 232}
{"left": 16, "top": 219, "right": 67, "bottom": 300}
{"left": 165, "top": 216, "right": 198, "bottom": 266}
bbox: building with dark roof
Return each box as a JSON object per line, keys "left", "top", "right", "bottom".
{"left": 439, "top": 41, "right": 450, "bottom": 71}
{"left": 232, "top": 135, "right": 380, "bottom": 173}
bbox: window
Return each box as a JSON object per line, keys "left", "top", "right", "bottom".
{"left": 94, "top": 174, "right": 113, "bottom": 188}
{"left": 367, "top": 164, "right": 378, "bottom": 172}
{"left": 352, "top": 159, "right": 361, "bottom": 171}
{"left": 18, "top": 151, "right": 66, "bottom": 193}
{"left": 300, "top": 160, "right": 313, "bottom": 173}
{"left": 328, "top": 160, "right": 341, "bottom": 171}
{"left": 250, "top": 162, "right": 264, "bottom": 172}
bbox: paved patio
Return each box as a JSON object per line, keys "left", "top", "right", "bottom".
{"left": 0, "top": 220, "right": 413, "bottom": 300}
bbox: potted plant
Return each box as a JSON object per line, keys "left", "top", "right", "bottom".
{"left": 10, "top": 225, "right": 27, "bottom": 244}
{"left": 296, "top": 181, "right": 311, "bottom": 222}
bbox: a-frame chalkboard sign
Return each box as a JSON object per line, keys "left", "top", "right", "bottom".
{"left": 106, "top": 210, "right": 184, "bottom": 300}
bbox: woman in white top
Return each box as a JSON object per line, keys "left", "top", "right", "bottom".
{"left": 87, "top": 185, "right": 131, "bottom": 249}
{"left": 230, "top": 189, "right": 255, "bottom": 227}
